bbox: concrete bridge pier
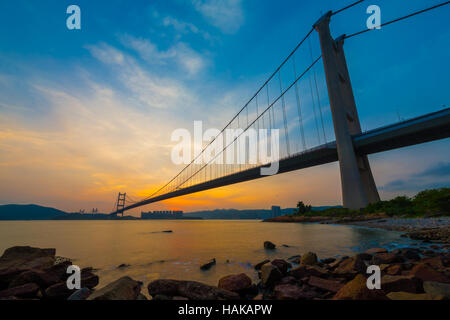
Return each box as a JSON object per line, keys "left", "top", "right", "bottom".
{"left": 314, "top": 12, "right": 380, "bottom": 209}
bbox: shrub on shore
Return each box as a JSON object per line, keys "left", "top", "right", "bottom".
{"left": 294, "top": 188, "right": 450, "bottom": 218}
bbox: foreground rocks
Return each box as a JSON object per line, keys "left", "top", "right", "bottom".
{"left": 1, "top": 244, "right": 450, "bottom": 300}
{"left": 0, "top": 246, "right": 99, "bottom": 300}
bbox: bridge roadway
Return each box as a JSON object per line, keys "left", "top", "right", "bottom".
{"left": 112, "top": 108, "right": 450, "bottom": 214}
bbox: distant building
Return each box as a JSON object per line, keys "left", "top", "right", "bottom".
{"left": 141, "top": 210, "right": 184, "bottom": 219}
{"left": 271, "top": 206, "right": 281, "bottom": 218}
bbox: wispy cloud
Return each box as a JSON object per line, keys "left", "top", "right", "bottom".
{"left": 120, "top": 36, "right": 208, "bottom": 76}
{"left": 191, "top": 0, "right": 244, "bottom": 34}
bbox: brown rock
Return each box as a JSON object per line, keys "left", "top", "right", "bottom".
{"left": 271, "top": 259, "right": 291, "bottom": 275}
{"left": 81, "top": 273, "right": 99, "bottom": 289}
{"left": 409, "top": 264, "right": 450, "bottom": 284}
{"left": 289, "top": 265, "right": 328, "bottom": 279}
{"left": 88, "top": 276, "right": 142, "bottom": 300}
{"left": 218, "top": 273, "right": 252, "bottom": 293}
{"left": 372, "top": 252, "right": 403, "bottom": 265}
{"left": 334, "top": 256, "right": 366, "bottom": 274}
{"left": 274, "top": 284, "right": 310, "bottom": 300}
{"left": 385, "top": 264, "right": 402, "bottom": 276}
{"left": 0, "top": 283, "right": 40, "bottom": 299}
{"left": 300, "top": 252, "right": 318, "bottom": 265}
{"left": 333, "top": 274, "right": 388, "bottom": 300}
{"left": 264, "top": 241, "right": 276, "bottom": 250}
{"left": 9, "top": 269, "right": 60, "bottom": 289}
{"left": 261, "top": 264, "right": 282, "bottom": 287}
{"left": 423, "top": 281, "right": 450, "bottom": 299}
{"left": 45, "top": 281, "right": 76, "bottom": 299}
{"left": 148, "top": 279, "right": 238, "bottom": 300}
{"left": 200, "top": 258, "right": 216, "bottom": 271}
{"left": 381, "top": 275, "right": 422, "bottom": 293}
{"left": 308, "top": 276, "right": 344, "bottom": 293}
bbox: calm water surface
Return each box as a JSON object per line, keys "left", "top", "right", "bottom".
{"left": 0, "top": 220, "right": 419, "bottom": 293}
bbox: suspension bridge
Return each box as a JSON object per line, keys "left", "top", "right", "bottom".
{"left": 111, "top": 1, "right": 450, "bottom": 216}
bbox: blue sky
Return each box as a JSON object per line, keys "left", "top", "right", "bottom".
{"left": 0, "top": 0, "right": 449, "bottom": 212}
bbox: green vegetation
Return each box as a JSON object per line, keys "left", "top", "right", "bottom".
{"left": 294, "top": 188, "right": 450, "bottom": 218}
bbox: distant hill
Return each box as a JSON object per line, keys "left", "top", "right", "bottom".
{"left": 0, "top": 204, "right": 68, "bottom": 220}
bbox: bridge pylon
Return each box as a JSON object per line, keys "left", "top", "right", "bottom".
{"left": 314, "top": 12, "right": 380, "bottom": 209}
{"left": 116, "top": 192, "right": 126, "bottom": 216}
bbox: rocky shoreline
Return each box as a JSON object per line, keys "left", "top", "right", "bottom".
{"left": 1, "top": 244, "right": 450, "bottom": 300}
{"left": 264, "top": 216, "right": 450, "bottom": 243}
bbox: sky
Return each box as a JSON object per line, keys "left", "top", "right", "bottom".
{"left": 0, "top": 0, "right": 449, "bottom": 214}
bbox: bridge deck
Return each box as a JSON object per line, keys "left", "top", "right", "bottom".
{"left": 112, "top": 108, "right": 450, "bottom": 214}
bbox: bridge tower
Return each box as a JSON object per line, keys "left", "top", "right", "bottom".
{"left": 314, "top": 12, "right": 380, "bottom": 209}
{"left": 116, "top": 192, "right": 126, "bottom": 216}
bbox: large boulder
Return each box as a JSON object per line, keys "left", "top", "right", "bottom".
{"left": 333, "top": 274, "right": 388, "bottom": 300}
{"left": 45, "top": 281, "right": 76, "bottom": 299}
{"left": 8, "top": 269, "right": 60, "bottom": 289}
{"left": 300, "top": 252, "right": 318, "bottom": 266}
{"left": 409, "top": 264, "right": 450, "bottom": 284}
{"left": 308, "top": 276, "right": 344, "bottom": 293}
{"left": 0, "top": 283, "right": 40, "bottom": 299}
{"left": 218, "top": 273, "right": 252, "bottom": 294}
{"left": 148, "top": 279, "right": 238, "bottom": 300}
{"left": 88, "top": 276, "right": 142, "bottom": 300}
{"left": 0, "top": 246, "right": 56, "bottom": 287}
{"left": 381, "top": 275, "right": 422, "bottom": 294}
{"left": 260, "top": 264, "right": 282, "bottom": 287}
{"left": 334, "top": 255, "right": 366, "bottom": 275}
{"left": 423, "top": 281, "right": 450, "bottom": 299}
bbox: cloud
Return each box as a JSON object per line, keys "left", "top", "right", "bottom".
{"left": 191, "top": 0, "right": 244, "bottom": 34}
{"left": 120, "top": 36, "right": 207, "bottom": 76}
{"left": 381, "top": 162, "right": 450, "bottom": 193}
{"left": 86, "top": 42, "right": 195, "bottom": 108}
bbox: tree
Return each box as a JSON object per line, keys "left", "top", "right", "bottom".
{"left": 296, "top": 201, "right": 312, "bottom": 215}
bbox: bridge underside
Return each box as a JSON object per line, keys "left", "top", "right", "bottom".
{"left": 112, "top": 108, "right": 450, "bottom": 214}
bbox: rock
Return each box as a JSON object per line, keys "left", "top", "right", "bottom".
{"left": 8, "top": 269, "right": 60, "bottom": 289}
{"left": 385, "top": 264, "right": 403, "bottom": 276}
{"left": 365, "top": 248, "right": 387, "bottom": 255}
{"left": 81, "top": 273, "right": 99, "bottom": 289}
{"left": 117, "top": 264, "right": 130, "bottom": 269}
{"left": 137, "top": 294, "right": 148, "bottom": 300}
{"left": 321, "top": 258, "right": 336, "bottom": 264}
{"left": 162, "top": 230, "right": 173, "bottom": 233}
{"left": 0, "top": 283, "right": 40, "bottom": 298}
{"left": 44, "top": 261, "right": 72, "bottom": 281}
{"left": 334, "top": 255, "right": 366, "bottom": 275}
{"left": 381, "top": 275, "right": 422, "bottom": 293}
{"left": 264, "top": 241, "right": 276, "bottom": 250}
{"left": 333, "top": 274, "right": 388, "bottom": 300}
{"left": 329, "top": 256, "right": 349, "bottom": 269}
{"left": 289, "top": 265, "right": 328, "bottom": 279}
{"left": 274, "top": 284, "right": 305, "bottom": 300}
{"left": 409, "top": 263, "right": 450, "bottom": 283}
{"left": 300, "top": 252, "right": 318, "bottom": 265}
{"left": 279, "top": 276, "right": 298, "bottom": 285}
{"left": 218, "top": 273, "right": 252, "bottom": 293}
{"left": 372, "top": 252, "right": 404, "bottom": 265}
{"left": 308, "top": 276, "right": 344, "bottom": 293}
{"left": 67, "top": 288, "right": 91, "bottom": 300}
{"left": 271, "top": 259, "right": 291, "bottom": 275}
{"left": 200, "top": 259, "right": 216, "bottom": 271}
{"left": 282, "top": 244, "right": 290, "bottom": 248}
{"left": 254, "top": 260, "right": 270, "bottom": 270}
{"left": 398, "top": 248, "right": 421, "bottom": 261}
{"left": 45, "top": 281, "right": 75, "bottom": 299}
{"left": 387, "top": 292, "right": 433, "bottom": 300}
{"left": 0, "top": 246, "right": 56, "bottom": 287}
{"left": 88, "top": 276, "right": 142, "bottom": 300}
{"left": 153, "top": 294, "right": 172, "bottom": 300}
{"left": 420, "top": 257, "right": 446, "bottom": 271}
{"left": 148, "top": 279, "right": 239, "bottom": 300}
{"left": 356, "top": 253, "right": 372, "bottom": 261}
{"left": 261, "top": 264, "right": 283, "bottom": 287}
{"left": 423, "top": 281, "right": 450, "bottom": 299}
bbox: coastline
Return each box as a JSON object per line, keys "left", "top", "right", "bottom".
{"left": 263, "top": 216, "right": 450, "bottom": 243}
